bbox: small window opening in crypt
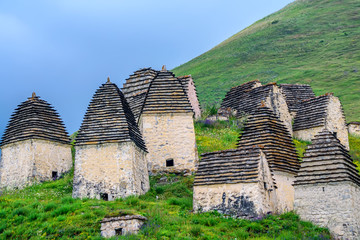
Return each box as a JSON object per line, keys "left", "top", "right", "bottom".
{"left": 115, "top": 228, "right": 123, "bottom": 236}
{"left": 52, "top": 171, "right": 58, "bottom": 180}
{"left": 166, "top": 159, "right": 174, "bottom": 167}
{"left": 100, "top": 193, "right": 109, "bottom": 201}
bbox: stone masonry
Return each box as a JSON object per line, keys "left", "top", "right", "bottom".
{"left": 178, "top": 75, "right": 202, "bottom": 119}
{"left": 348, "top": 122, "right": 360, "bottom": 136}
{"left": 100, "top": 215, "right": 147, "bottom": 237}
{"left": 294, "top": 129, "right": 360, "bottom": 239}
{"left": 0, "top": 93, "right": 72, "bottom": 190}
{"left": 73, "top": 79, "right": 149, "bottom": 200}
{"left": 293, "top": 93, "right": 349, "bottom": 149}
{"left": 137, "top": 68, "right": 198, "bottom": 174}
{"left": 193, "top": 146, "right": 277, "bottom": 219}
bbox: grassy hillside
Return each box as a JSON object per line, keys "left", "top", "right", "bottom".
{"left": 173, "top": 0, "right": 360, "bottom": 121}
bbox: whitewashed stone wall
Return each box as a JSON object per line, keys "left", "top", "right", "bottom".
{"left": 0, "top": 139, "right": 72, "bottom": 190}
{"left": 294, "top": 182, "right": 360, "bottom": 239}
{"left": 272, "top": 171, "right": 296, "bottom": 213}
{"left": 326, "top": 96, "right": 349, "bottom": 150}
{"left": 139, "top": 112, "right": 198, "bottom": 174}
{"left": 100, "top": 215, "right": 147, "bottom": 238}
{"left": 72, "top": 142, "right": 149, "bottom": 200}
{"left": 265, "top": 85, "right": 293, "bottom": 135}
{"left": 294, "top": 126, "right": 324, "bottom": 144}
{"left": 348, "top": 123, "right": 360, "bottom": 136}
{"left": 193, "top": 152, "right": 277, "bottom": 218}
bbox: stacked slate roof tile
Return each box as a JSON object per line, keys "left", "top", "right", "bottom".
{"left": 122, "top": 68, "right": 158, "bottom": 120}
{"left": 293, "top": 94, "right": 341, "bottom": 131}
{"left": 76, "top": 80, "right": 147, "bottom": 151}
{"left": 237, "top": 107, "right": 300, "bottom": 174}
{"left": 294, "top": 129, "right": 360, "bottom": 186}
{"left": 178, "top": 75, "right": 194, "bottom": 95}
{"left": 279, "top": 84, "right": 315, "bottom": 113}
{"left": 194, "top": 146, "right": 270, "bottom": 186}
{"left": 1, "top": 94, "right": 70, "bottom": 146}
{"left": 220, "top": 80, "right": 261, "bottom": 110}
{"left": 141, "top": 70, "right": 193, "bottom": 114}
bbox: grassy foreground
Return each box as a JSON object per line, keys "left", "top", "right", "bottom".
{"left": 3, "top": 121, "right": 360, "bottom": 239}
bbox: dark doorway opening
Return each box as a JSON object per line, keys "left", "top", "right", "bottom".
{"left": 166, "top": 159, "right": 174, "bottom": 167}
{"left": 52, "top": 171, "right": 58, "bottom": 180}
{"left": 100, "top": 193, "right": 109, "bottom": 201}
{"left": 115, "top": 228, "right": 123, "bottom": 235}
{"left": 333, "top": 132, "right": 337, "bottom": 139}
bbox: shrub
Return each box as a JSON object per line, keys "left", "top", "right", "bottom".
{"left": 44, "top": 202, "right": 57, "bottom": 212}
{"left": 190, "top": 225, "right": 202, "bottom": 237}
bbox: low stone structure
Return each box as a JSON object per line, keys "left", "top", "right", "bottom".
{"left": 193, "top": 146, "right": 277, "bottom": 219}
{"left": 73, "top": 79, "right": 149, "bottom": 200}
{"left": 138, "top": 68, "right": 198, "bottom": 174}
{"left": 293, "top": 93, "right": 349, "bottom": 149}
{"left": 178, "top": 75, "right": 202, "bottom": 119}
{"left": 237, "top": 107, "right": 300, "bottom": 213}
{"left": 348, "top": 121, "right": 360, "bottom": 136}
{"left": 279, "top": 84, "right": 315, "bottom": 118}
{"left": 294, "top": 129, "right": 360, "bottom": 239}
{"left": 0, "top": 93, "right": 72, "bottom": 190}
{"left": 100, "top": 215, "right": 147, "bottom": 237}
{"left": 220, "top": 82, "right": 293, "bottom": 135}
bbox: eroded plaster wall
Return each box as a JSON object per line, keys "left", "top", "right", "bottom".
{"left": 294, "top": 182, "right": 360, "bottom": 239}
{"left": 273, "top": 171, "right": 296, "bottom": 213}
{"left": 0, "top": 139, "right": 72, "bottom": 190}
{"left": 139, "top": 112, "right": 198, "bottom": 174}
{"left": 72, "top": 142, "right": 149, "bottom": 200}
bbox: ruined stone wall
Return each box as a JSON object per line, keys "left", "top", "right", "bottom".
{"left": 272, "top": 171, "right": 296, "bottom": 213}
{"left": 265, "top": 86, "right": 293, "bottom": 135}
{"left": 348, "top": 123, "right": 360, "bottom": 136}
{"left": 0, "top": 139, "right": 72, "bottom": 190}
{"left": 100, "top": 218, "right": 146, "bottom": 237}
{"left": 72, "top": 142, "right": 149, "bottom": 200}
{"left": 325, "top": 96, "right": 349, "bottom": 149}
{"left": 139, "top": 112, "right": 198, "bottom": 174}
{"left": 294, "top": 182, "right": 360, "bottom": 239}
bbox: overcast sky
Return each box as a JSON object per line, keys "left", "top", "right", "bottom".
{"left": 0, "top": 0, "right": 294, "bottom": 136}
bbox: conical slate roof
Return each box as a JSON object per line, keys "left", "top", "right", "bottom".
{"left": 220, "top": 80, "right": 261, "bottom": 110}
{"left": 122, "top": 68, "right": 158, "bottom": 120}
{"left": 194, "top": 146, "right": 274, "bottom": 186}
{"left": 293, "top": 94, "right": 338, "bottom": 131}
{"left": 1, "top": 94, "right": 70, "bottom": 146}
{"left": 237, "top": 107, "right": 300, "bottom": 174}
{"left": 76, "top": 80, "right": 147, "bottom": 151}
{"left": 140, "top": 70, "right": 193, "bottom": 114}
{"left": 294, "top": 129, "right": 360, "bottom": 186}
{"left": 279, "top": 84, "right": 315, "bottom": 113}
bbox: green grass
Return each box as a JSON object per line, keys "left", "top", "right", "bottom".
{"left": 173, "top": 0, "right": 360, "bottom": 122}
{"left": 349, "top": 134, "right": 360, "bottom": 173}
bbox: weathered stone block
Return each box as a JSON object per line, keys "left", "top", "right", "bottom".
{"left": 100, "top": 215, "right": 147, "bottom": 238}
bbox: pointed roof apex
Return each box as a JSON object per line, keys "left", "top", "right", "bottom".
{"left": 107, "top": 77, "right": 111, "bottom": 83}
{"left": 161, "top": 65, "right": 167, "bottom": 72}
{"left": 260, "top": 100, "right": 266, "bottom": 108}
{"left": 31, "top": 92, "right": 36, "bottom": 100}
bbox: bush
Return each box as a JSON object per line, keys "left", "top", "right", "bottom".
{"left": 190, "top": 225, "right": 202, "bottom": 237}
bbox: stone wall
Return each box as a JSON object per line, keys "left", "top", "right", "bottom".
{"left": 72, "top": 142, "right": 149, "bottom": 200}
{"left": 193, "top": 152, "right": 277, "bottom": 218}
{"left": 100, "top": 215, "right": 147, "bottom": 238}
{"left": 348, "top": 123, "right": 360, "bottom": 136}
{"left": 294, "top": 126, "right": 324, "bottom": 143}
{"left": 0, "top": 139, "right": 72, "bottom": 190}
{"left": 294, "top": 182, "right": 360, "bottom": 239}
{"left": 185, "top": 78, "right": 201, "bottom": 119}
{"left": 325, "top": 96, "right": 349, "bottom": 149}
{"left": 272, "top": 171, "right": 296, "bottom": 213}
{"left": 139, "top": 112, "right": 198, "bottom": 174}
{"left": 265, "top": 85, "right": 293, "bottom": 135}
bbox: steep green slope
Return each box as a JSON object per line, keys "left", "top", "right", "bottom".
{"left": 173, "top": 0, "right": 360, "bottom": 121}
